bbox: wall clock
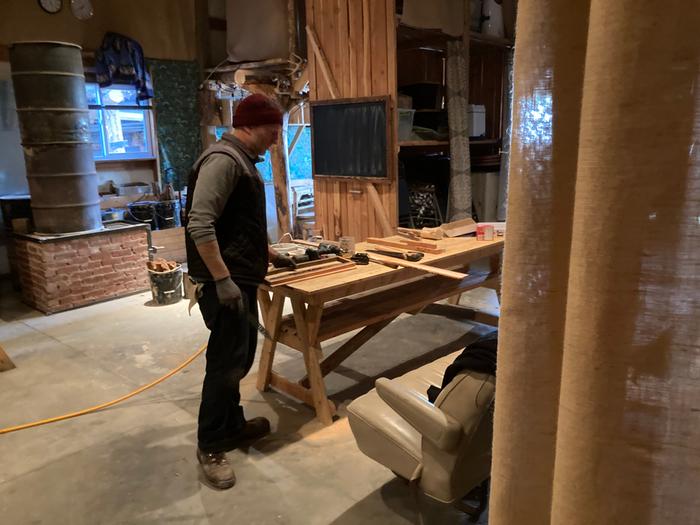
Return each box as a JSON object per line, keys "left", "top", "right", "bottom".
{"left": 38, "top": 0, "right": 62, "bottom": 14}
{"left": 70, "top": 0, "right": 94, "bottom": 20}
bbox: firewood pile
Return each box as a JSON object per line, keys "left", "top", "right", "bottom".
{"left": 147, "top": 258, "right": 180, "bottom": 272}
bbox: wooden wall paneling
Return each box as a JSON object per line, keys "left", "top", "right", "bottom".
{"left": 369, "top": 0, "right": 389, "bottom": 98}
{"left": 308, "top": 0, "right": 397, "bottom": 241}
{"left": 362, "top": 0, "right": 371, "bottom": 95}
{"left": 332, "top": 181, "right": 342, "bottom": 238}
{"left": 348, "top": 0, "right": 363, "bottom": 98}
{"left": 337, "top": 0, "right": 349, "bottom": 98}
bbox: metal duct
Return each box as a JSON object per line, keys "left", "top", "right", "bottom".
{"left": 9, "top": 41, "right": 101, "bottom": 234}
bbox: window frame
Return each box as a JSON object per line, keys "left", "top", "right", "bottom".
{"left": 86, "top": 83, "right": 157, "bottom": 162}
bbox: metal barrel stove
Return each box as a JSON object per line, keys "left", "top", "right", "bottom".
{"left": 9, "top": 41, "right": 101, "bottom": 234}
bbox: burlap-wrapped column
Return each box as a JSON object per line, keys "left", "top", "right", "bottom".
{"left": 550, "top": 1, "right": 700, "bottom": 523}
{"left": 489, "top": 1, "right": 591, "bottom": 523}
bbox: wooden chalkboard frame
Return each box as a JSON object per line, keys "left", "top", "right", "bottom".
{"left": 310, "top": 96, "right": 392, "bottom": 183}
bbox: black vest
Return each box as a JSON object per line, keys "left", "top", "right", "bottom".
{"left": 184, "top": 137, "right": 269, "bottom": 284}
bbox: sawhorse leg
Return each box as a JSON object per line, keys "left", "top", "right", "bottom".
{"left": 256, "top": 290, "right": 285, "bottom": 391}
{"left": 291, "top": 298, "right": 335, "bottom": 425}
{"left": 0, "top": 344, "right": 16, "bottom": 372}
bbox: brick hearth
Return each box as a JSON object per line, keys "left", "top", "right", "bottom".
{"left": 12, "top": 224, "right": 149, "bottom": 314}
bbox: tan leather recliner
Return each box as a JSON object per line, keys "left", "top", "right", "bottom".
{"left": 347, "top": 350, "right": 495, "bottom": 504}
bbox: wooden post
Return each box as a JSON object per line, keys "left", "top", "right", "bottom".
{"left": 0, "top": 344, "right": 16, "bottom": 372}
{"left": 306, "top": 25, "right": 340, "bottom": 99}
{"left": 366, "top": 183, "right": 394, "bottom": 237}
{"left": 270, "top": 110, "right": 293, "bottom": 236}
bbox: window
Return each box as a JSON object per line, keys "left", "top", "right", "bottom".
{"left": 86, "top": 84, "right": 155, "bottom": 161}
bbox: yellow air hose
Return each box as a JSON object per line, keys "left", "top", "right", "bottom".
{"left": 0, "top": 343, "right": 207, "bottom": 435}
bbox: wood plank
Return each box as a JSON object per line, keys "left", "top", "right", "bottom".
{"left": 306, "top": 25, "right": 340, "bottom": 99}
{"left": 366, "top": 236, "right": 444, "bottom": 253}
{"left": 267, "top": 256, "right": 346, "bottom": 277}
{"left": 300, "top": 317, "right": 395, "bottom": 387}
{"left": 267, "top": 262, "right": 356, "bottom": 286}
{"left": 269, "top": 372, "right": 337, "bottom": 416}
{"left": 362, "top": 0, "right": 371, "bottom": 95}
{"left": 332, "top": 180, "right": 342, "bottom": 238}
{"left": 337, "top": 0, "right": 350, "bottom": 98}
{"left": 291, "top": 297, "right": 334, "bottom": 424}
{"left": 370, "top": 0, "right": 389, "bottom": 96}
{"left": 256, "top": 292, "right": 286, "bottom": 391}
{"left": 339, "top": 180, "right": 349, "bottom": 238}
{"left": 306, "top": 0, "right": 319, "bottom": 100}
{"left": 366, "top": 183, "right": 394, "bottom": 236}
{"left": 348, "top": 0, "right": 362, "bottom": 98}
{"left": 421, "top": 303, "right": 500, "bottom": 327}
{"left": 314, "top": 271, "right": 498, "bottom": 340}
{"left": 0, "top": 345, "right": 16, "bottom": 372}
{"left": 257, "top": 289, "right": 272, "bottom": 328}
{"left": 367, "top": 252, "right": 468, "bottom": 280}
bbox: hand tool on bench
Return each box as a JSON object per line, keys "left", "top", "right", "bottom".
{"left": 366, "top": 248, "right": 424, "bottom": 262}
{"left": 366, "top": 252, "right": 468, "bottom": 280}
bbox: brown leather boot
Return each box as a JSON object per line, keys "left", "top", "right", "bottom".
{"left": 235, "top": 417, "right": 271, "bottom": 445}
{"left": 196, "top": 449, "right": 236, "bottom": 490}
{"left": 211, "top": 417, "right": 272, "bottom": 452}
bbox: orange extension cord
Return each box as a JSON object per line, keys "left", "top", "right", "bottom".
{"left": 0, "top": 343, "right": 207, "bottom": 435}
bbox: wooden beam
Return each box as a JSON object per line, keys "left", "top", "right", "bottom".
{"left": 306, "top": 25, "right": 340, "bottom": 99}
{"left": 288, "top": 123, "right": 305, "bottom": 156}
{"left": 362, "top": 0, "right": 371, "bottom": 95}
{"left": 0, "top": 345, "right": 16, "bottom": 372}
{"left": 194, "top": 0, "right": 211, "bottom": 71}
{"left": 256, "top": 292, "right": 286, "bottom": 391}
{"left": 366, "top": 183, "right": 394, "bottom": 236}
{"left": 300, "top": 317, "right": 396, "bottom": 387}
{"left": 291, "top": 297, "right": 334, "bottom": 424}
{"left": 366, "top": 252, "right": 469, "bottom": 280}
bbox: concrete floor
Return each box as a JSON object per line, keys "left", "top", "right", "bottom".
{"left": 0, "top": 279, "right": 498, "bottom": 525}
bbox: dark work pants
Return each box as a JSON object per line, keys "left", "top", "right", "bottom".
{"left": 197, "top": 281, "right": 258, "bottom": 453}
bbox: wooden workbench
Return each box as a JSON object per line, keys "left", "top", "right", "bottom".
{"left": 256, "top": 236, "right": 504, "bottom": 424}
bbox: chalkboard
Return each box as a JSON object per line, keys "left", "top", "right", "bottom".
{"left": 310, "top": 97, "right": 389, "bottom": 179}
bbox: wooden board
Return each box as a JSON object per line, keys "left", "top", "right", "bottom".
{"left": 441, "top": 217, "right": 478, "bottom": 237}
{"left": 366, "top": 252, "right": 468, "bottom": 280}
{"left": 265, "top": 257, "right": 356, "bottom": 286}
{"left": 0, "top": 344, "right": 16, "bottom": 372}
{"left": 366, "top": 236, "right": 444, "bottom": 254}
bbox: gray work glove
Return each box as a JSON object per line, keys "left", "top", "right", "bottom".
{"left": 271, "top": 253, "right": 297, "bottom": 269}
{"left": 215, "top": 276, "right": 244, "bottom": 311}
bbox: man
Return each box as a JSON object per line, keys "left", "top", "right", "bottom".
{"left": 185, "top": 93, "right": 295, "bottom": 489}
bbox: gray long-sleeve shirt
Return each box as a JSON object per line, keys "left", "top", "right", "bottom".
{"left": 186, "top": 136, "right": 259, "bottom": 245}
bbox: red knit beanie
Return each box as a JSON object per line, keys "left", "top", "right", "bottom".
{"left": 234, "top": 94, "right": 283, "bottom": 128}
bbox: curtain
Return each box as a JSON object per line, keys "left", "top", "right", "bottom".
{"left": 490, "top": 1, "right": 700, "bottom": 524}
{"left": 147, "top": 59, "right": 201, "bottom": 191}
{"left": 446, "top": 39, "right": 473, "bottom": 221}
